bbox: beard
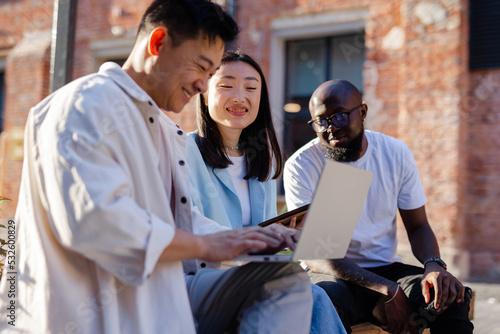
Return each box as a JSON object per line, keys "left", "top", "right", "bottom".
{"left": 323, "top": 127, "right": 364, "bottom": 162}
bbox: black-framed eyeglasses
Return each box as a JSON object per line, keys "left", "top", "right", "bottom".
{"left": 307, "top": 104, "right": 365, "bottom": 133}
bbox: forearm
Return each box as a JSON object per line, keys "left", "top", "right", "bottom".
{"left": 158, "top": 227, "right": 279, "bottom": 264}
{"left": 306, "top": 259, "right": 398, "bottom": 299}
{"left": 158, "top": 229, "right": 206, "bottom": 263}
{"left": 400, "top": 206, "right": 440, "bottom": 264}
{"left": 407, "top": 223, "right": 440, "bottom": 264}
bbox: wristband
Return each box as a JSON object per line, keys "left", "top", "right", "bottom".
{"left": 423, "top": 257, "right": 447, "bottom": 271}
{"left": 385, "top": 285, "right": 400, "bottom": 304}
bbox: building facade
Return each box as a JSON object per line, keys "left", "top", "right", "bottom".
{"left": 0, "top": 0, "right": 499, "bottom": 281}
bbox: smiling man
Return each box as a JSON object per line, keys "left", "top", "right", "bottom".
{"left": 284, "top": 79, "right": 473, "bottom": 334}
{"left": 0, "top": 1, "right": 313, "bottom": 333}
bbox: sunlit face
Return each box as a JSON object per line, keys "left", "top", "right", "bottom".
{"left": 207, "top": 61, "right": 262, "bottom": 134}
{"left": 147, "top": 33, "right": 224, "bottom": 113}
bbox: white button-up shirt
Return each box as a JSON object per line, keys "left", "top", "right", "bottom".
{"left": 0, "top": 62, "right": 224, "bottom": 333}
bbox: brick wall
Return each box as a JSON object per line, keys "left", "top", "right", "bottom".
{"left": 395, "top": 0, "right": 471, "bottom": 277}
{"left": 0, "top": 0, "right": 499, "bottom": 280}
{"left": 234, "top": 0, "right": 499, "bottom": 280}
{"left": 0, "top": 1, "right": 53, "bottom": 48}
{"left": 466, "top": 69, "right": 500, "bottom": 280}
{"left": 2, "top": 32, "right": 52, "bottom": 218}
{"left": 1, "top": 0, "right": 149, "bottom": 218}
{"left": 397, "top": 0, "right": 467, "bottom": 246}
{"left": 0, "top": 0, "right": 54, "bottom": 218}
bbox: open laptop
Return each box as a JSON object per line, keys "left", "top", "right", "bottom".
{"left": 234, "top": 159, "right": 373, "bottom": 262}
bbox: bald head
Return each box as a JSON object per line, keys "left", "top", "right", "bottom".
{"left": 308, "top": 80, "right": 368, "bottom": 161}
{"left": 309, "top": 80, "right": 362, "bottom": 116}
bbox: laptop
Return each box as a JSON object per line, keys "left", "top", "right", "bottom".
{"left": 234, "top": 159, "right": 373, "bottom": 262}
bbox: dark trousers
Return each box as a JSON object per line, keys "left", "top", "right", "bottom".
{"left": 309, "top": 262, "right": 473, "bottom": 334}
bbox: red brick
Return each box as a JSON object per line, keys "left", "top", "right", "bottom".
{"left": 0, "top": 0, "right": 498, "bottom": 280}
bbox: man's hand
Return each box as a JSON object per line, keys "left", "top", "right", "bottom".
{"left": 198, "top": 226, "right": 292, "bottom": 262}
{"left": 381, "top": 284, "right": 419, "bottom": 334}
{"left": 258, "top": 223, "right": 300, "bottom": 253}
{"left": 288, "top": 215, "right": 306, "bottom": 231}
{"left": 421, "top": 262, "right": 465, "bottom": 312}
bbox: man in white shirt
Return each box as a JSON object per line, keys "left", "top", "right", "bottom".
{"left": 0, "top": 1, "right": 312, "bottom": 333}
{"left": 284, "top": 79, "right": 473, "bottom": 334}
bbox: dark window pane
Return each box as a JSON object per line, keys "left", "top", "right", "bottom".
{"left": 330, "top": 33, "right": 365, "bottom": 92}
{"left": 286, "top": 39, "right": 327, "bottom": 97}
{"left": 469, "top": 0, "right": 500, "bottom": 70}
{"left": 283, "top": 96, "right": 316, "bottom": 158}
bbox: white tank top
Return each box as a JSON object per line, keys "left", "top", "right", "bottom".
{"left": 227, "top": 155, "right": 251, "bottom": 226}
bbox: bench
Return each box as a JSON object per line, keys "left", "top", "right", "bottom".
{"left": 351, "top": 291, "right": 475, "bottom": 333}
{"left": 351, "top": 323, "right": 432, "bottom": 334}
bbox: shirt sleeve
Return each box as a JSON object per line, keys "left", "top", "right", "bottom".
{"left": 283, "top": 159, "right": 315, "bottom": 210}
{"left": 397, "top": 143, "right": 427, "bottom": 210}
{"left": 191, "top": 204, "right": 230, "bottom": 235}
{"left": 33, "top": 100, "right": 174, "bottom": 286}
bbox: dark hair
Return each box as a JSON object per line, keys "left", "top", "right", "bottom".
{"left": 137, "top": 0, "right": 239, "bottom": 46}
{"left": 196, "top": 50, "right": 283, "bottom": 182}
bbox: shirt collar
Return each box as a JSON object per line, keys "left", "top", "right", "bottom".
{"left": 98, "top": 62, "right": 155, "bottom": 104}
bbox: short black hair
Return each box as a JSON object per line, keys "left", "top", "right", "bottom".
{"left": 137, "top": 0, "right": 239, "bottom": 46}
{"left": 196, "top": 50, "right": 283, "bottom": 182}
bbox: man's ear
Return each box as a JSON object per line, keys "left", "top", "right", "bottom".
{"left": 148, "top": 27, "right": 167, "bottom": 56}
{"left": 361, "top": 102, "right": 368, "bottom": 120}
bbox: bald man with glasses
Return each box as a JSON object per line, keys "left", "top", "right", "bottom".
{"left": 284, "top": 80, "right": 473, "bottom": 334}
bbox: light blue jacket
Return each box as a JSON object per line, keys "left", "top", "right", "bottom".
{"left": 186, "top": 132, "right": 277, "bottom": 229}
{"left": 186, "top": 134, "right": 346, "bottom": 334}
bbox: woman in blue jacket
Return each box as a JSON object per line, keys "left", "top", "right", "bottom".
{"left": 186, "top": 50, "right": 346, "bottom": 334}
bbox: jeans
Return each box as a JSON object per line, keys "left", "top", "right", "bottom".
{"left": 311, "top": 283, "right": 348, "bottom": 334}
{"left": 187, "top": 262, "right": 313, "bottom": 334}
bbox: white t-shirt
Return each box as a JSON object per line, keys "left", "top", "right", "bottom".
{"left": 284, "top": 130, "right": 427, "bottom": 267}
{"left": 227, "top": 155, "right": 252, "bottom": 227}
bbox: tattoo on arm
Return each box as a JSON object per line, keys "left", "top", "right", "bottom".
{"left": 307, "top": 259, "right": 397, "bottom": 297}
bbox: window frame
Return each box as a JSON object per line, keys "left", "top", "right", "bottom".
{"left": 90, "top": 36, "right": 135, "bottom": 71}
{"left": 269, "top": 9, "right": 368, "bottom": 152}
{"left": 282, "top": 32, "right": 365, "bottom": 157}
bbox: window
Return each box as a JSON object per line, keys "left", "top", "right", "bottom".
{"left": 283, "top": 33, "right": 365, "bottom": 156}
{"left": 90, "top": 36, "right": 135, "bottom": 72}
{"left": 469, "top": 0, "right": 500, "bottom": 70}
